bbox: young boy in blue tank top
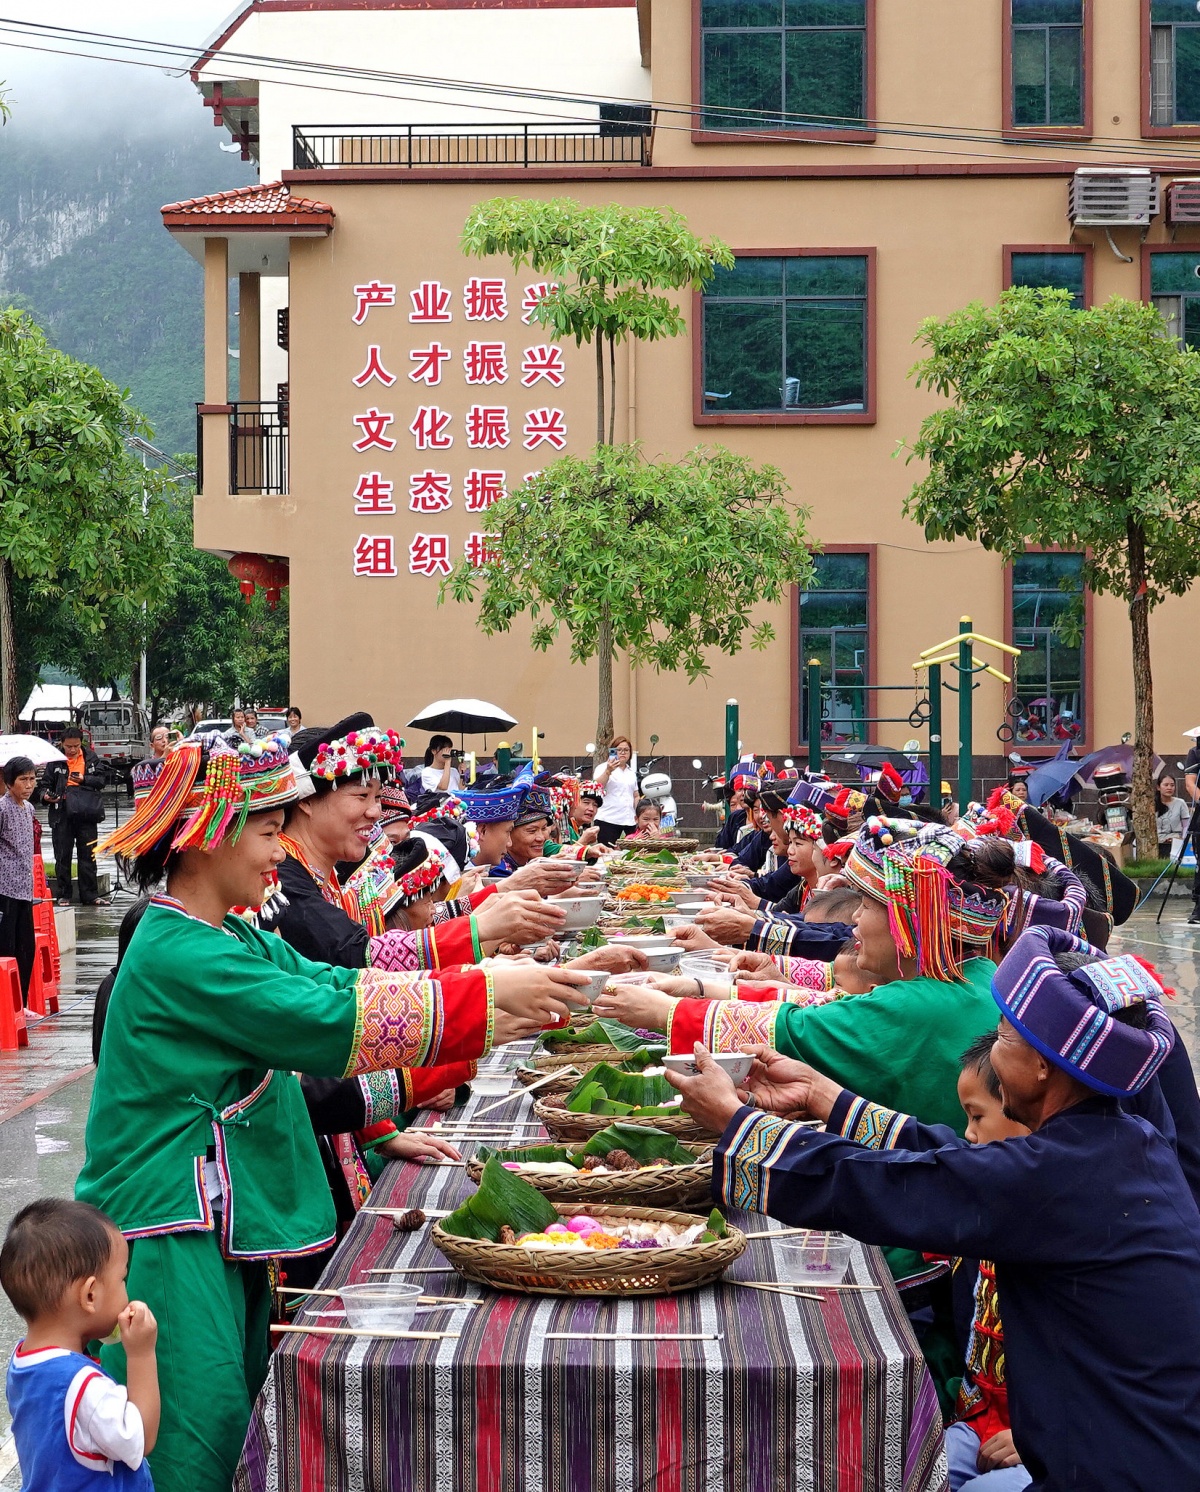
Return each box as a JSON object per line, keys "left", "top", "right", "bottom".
{"left": 2, "top": 1198, "right": 158, "bottom": 1488}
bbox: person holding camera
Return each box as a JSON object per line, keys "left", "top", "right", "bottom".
{"left": 41, "top": 725, "right": 109, "bottom": 907}
{"left": 593, "top": 736, "right": 638, "bottom": 845}
{"left": 421, "top": 735, "right": 461, "bottom": 793}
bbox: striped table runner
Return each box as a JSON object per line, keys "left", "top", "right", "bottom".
{"left": 237, "top": 1052, "right": 947, "bottom": 1492}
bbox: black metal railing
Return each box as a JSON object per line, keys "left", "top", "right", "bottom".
{"left": 229, "top": 401, "right": 288, "bottom": 495}
{"left": 293, "top": 119, "right": 654, "bottom": 169}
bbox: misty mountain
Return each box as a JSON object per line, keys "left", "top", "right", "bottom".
{"left": 0, "top": 124, "right": 254, "bottom": 454}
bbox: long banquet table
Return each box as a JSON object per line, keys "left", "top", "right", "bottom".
{"left": 236, "top": 1053, "right": 949, "bottom": 1492}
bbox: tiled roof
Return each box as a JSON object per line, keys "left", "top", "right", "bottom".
{"left": 161, "top": 181, "right": 334, "bottom": 230}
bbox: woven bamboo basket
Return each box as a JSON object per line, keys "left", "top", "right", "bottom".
{"left": 534, "top": 1097, "right": 716, "bottom": 1143}
{"left": 530, "top": 1043, "right": 627, "bottom": 1072}
{"left": 517, "top": 1050, "right": 655, "bottom": 1086}
{"left": 465, "top": 1144, "right": 714, "bottom": 1207}
{"left": 621, "top": 836, "right": 699, "bottom": 853}
{"left": 433, "top": 1203, "right": 744, "bottom": 1296}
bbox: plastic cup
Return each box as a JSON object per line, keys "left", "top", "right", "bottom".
{"left": 775, "top": 1233, "right": 852, "bottom": 1286}
{"left": 678, "top": 955, "right": 733, "bottom": 994}
{"left": 339, "top": 1282, "right": 424, "bottom": 1331}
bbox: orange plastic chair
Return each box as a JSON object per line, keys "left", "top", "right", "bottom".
{"left": 32, "top": 855, "right": 60, "bottom": 977}
{"left": 28, "top": 934, "right": 59, "bottom": 1018}
{"left": 0, "top": 958, "right": 28, "bottom": 1050}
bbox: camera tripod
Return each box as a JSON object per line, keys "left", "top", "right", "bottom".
{"left": 1153, "top": 793, "right": 1200, "bottom": 924}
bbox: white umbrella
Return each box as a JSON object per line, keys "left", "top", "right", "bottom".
{"left": 407, "top": 699, "right": 518, "bottom": 735}
{"left": 1185, "top": 727, "right": 1200, "bottom": 740}
{"left": 0, "top": 734, "right": 66, "bottom": 766}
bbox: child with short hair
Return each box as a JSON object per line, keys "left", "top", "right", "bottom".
{"left": 946, "top": 1033, "right": 1031, "bottom": 1492}
{"left": 1, "top": 1198, "right": 159, "bottom": 1489}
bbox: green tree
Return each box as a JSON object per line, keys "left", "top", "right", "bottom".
{"left": 236, "top": 589, "right": 291, "bottom": 709}
{"left": 0, "top": 309, "right": 175, "bottom": 728}
{"left": 903, "top": 287, "right": 1200, "bottom": 858}
{"left": 461, "top": 197, "right": 733, "bottom": 446}
{"left": 442, "top": 443, "right": 815, "bottom": 752}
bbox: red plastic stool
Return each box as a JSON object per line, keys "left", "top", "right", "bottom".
{"left": 28, "top": 934, "right": 59, "bottom": 1018}
{"left": 33, "top": 855, "right": 60, "bottom": 976}
{"left": 0, "top": 958, "right": 28, "bottom": 1050}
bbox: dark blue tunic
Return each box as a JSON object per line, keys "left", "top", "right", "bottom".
{"left": 716, "top": 1097, "right": 1200, "bottom": 1492}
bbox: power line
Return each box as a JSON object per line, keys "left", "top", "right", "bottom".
{"left": 6, "top": 15, "right": 1200, "bottom": 169}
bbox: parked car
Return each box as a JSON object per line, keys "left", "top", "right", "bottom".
{"left": 190, "top": 718, "right": 233, "bottom": 737}
{"left": 76, "top": 700, "right": 152, "bottom": 794}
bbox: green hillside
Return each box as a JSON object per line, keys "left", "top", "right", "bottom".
{"left": 0, "top": 125, "right": 255, "bottom": 454}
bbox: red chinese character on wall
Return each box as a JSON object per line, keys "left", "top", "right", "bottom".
{"left": 353, "top": 534, "right": 398, "bottom": 576}
{"left": 464, "top": 469, "right": 506, "bottom": 511}
{"left": 409, "top": 534, "right": 452, "bottom": 576}
{"left": 464, "top": 342, "right": 508, "bottom": 385}
{"left": 409, "top": 281, "right": 453, "bottom": 323}
{"left": 466, "top": 405, "right": 510, "bottom": 449}
{"left": 521, "top": 345, "right": 565, "bottom": 388}
{"left": 352, "top": 281, "right": 396, "bottom": 325}
{"left": 521, "top": 282, "right": 553, "bottom": 325}
{"left": 409, "top": 342, "right": 452, "bottom": 386}
{"left": 353, "top": 472, "right": 396, "bottom": 514}
{"left": 523, "top": 407, "right": 567, "bottom": 450}
{"left": 351, "top": 344, "right": 397, "bottom": 387}
{"left": 409, "top": 470, "right": 453, "bottom": 513}
{"left": 410, "top": 406, "right": 453, "bottom": 449}
{"left": 352, "top": 407, "right": 397, "bottom": 452}
{"left": 464, "top": 277, "right": 507, "bottom": 321}
{"left": 465, "top": 532, "right": 498, "bottom": 568}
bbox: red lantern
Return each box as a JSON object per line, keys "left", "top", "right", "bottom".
{"left": 228, "top": 552, "right": 269, "bottom": 602}
{"left": 261, "top": 558, "right": 290, "bottom": 610}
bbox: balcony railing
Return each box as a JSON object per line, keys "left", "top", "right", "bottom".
{"left": 196, "top": 401, "right": 288, "bottom": 496}
{"left": 292, "top": 119, "right": 654, "bottom": 170}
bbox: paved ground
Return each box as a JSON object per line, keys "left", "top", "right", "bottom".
{"left": 0, "top": 882, "right": 1194, "bottom": 1469}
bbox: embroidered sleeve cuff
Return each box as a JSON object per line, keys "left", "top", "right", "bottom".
{"left": 427, "top": 915, "right": 476, "bottom": 969}
{"left": 834, "top": 1092, "right": 913, "bottom": 1150}
{"left": 346, "top": 967, "right": 492, "bottom": 1076}
{"left": 715, "top": 1107, "right": 802, "bottom": 1215}
{"left": 669, "top": 997, "right": 778, "bottom": 1054}
{"left": 358, "top": 1068, "right": 406, "bottom": 1126}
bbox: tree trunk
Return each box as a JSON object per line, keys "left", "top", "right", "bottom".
{"left": 0, "top": 559, "right": 16, "bottom": 732}
{"left": 595, "top": 336, "right": 605, "bottom": 449}
{"left": 1127, "top": 519, "right": 1158, "bottom": 861}
{"left": 607, "top": 334, "right": 617, "bottom": 446}
{"left": 595, "top": 605, "right": 614, "bottom": 763}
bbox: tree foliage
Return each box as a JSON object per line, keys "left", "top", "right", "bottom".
{"left": 903, "top": 288, "right": 1200, "bottom": 855}
{"left": 0, "top": 308, "right": 175, "bottom": 727}
{"left": 461, "top": 198, "right": 733, "bottom": 444}
{"left": 442, "top": 443, "right": 815, "bottom": 747}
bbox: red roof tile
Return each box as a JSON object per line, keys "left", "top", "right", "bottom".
{"left": 161, "top": 181, "right": 334, "bottom": 231}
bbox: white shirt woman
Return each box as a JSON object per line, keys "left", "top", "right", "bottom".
{"left": 594, "top": 738, "right": 638, "bottom": 844}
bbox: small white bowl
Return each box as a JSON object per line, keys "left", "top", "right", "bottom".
{"left": 662, "top": 1051, "right": 754, "bottom": 1085}
{"left": 563, "top": 969, "right": 612, "bottom": 1007}
{"left": 550, "top": 894, "right": 605, "bottom": 931}
{"left": 667, "top": 888, "right": 704, "bottom": 907}
{"left": 643, "top": 946, "right": 684, "bottom": 973}
{"left": 661, "top": 913, "right": 696, "bottom": 933}
{"left": 684, "top": 872, "right": 714, "bottom": 888}
{"left": 604, "top": 933, "right": 673, "bottom": 950}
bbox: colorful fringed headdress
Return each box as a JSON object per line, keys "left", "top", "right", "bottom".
{"left": 99, "top": 735, "right": 297, "bottom": 859}
{"left": 310, "top": 726, "right": 403, "bottom": 786}
{"left": 782, "top": 803, "right": 823, "bottom": 840}
{"left": 844, "top": 817, "right": 1007, "bottom": 982}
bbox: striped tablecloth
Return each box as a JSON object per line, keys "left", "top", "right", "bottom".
{"left": 237, "top": 1060, "right": 948, "bottom": 1492}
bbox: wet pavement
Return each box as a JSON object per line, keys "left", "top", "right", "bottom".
{"left": 0, "top": 888, "right": 1194, "bottom": 1466}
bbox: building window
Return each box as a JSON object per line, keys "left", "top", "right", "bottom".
{"left": 1008, "top": 249, "right": 1087, "bottom": 307}
{"left": 700, "top": 0, "right": 868, "bottom": 134}
{"left": 1150, "top": 250, "right": 1200, "bottom": 348}
{"left": 1010, "top": 553, "right": 1085, "bottom": 745}
{"left": 1010, "top": 0, "right": 1084, "bottom": 128}
{"left": 1151, "top": 0, "right": 1200, "bottom": 126}
{"left": 702, "top": 255, "right": 868, "bottom": 416}
{"left": 800, "top": 552, "right": 869, "bottom": 745}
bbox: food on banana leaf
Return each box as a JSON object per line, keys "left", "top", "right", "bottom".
{"left": 440, "top": 1157, "right": 559, "bottom": 1240}
{"left": 478, "top": 1124, "right": 700, "bottom": 1176}
{"left": 539, "top": 1017, "right": 649, "bottom": 1053}
{"left": 558, "top": 1063, "right": 684, "bottom": 1117}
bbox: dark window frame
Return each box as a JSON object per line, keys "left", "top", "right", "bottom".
{"left": 792, "top": 544, "right": 877, "bottom": 755}
{"left": 1003, "top": 549, "right": 1092, "bottom": 755}
{"left": 1141, "top": 244, "right": 1200, "bottom": 348}
{"left": 691, "top": 0, "right": 877, "bottom": 144}
{"left": 1003, "top": 0, "right": 1092, "bottom": 138}
{"left": 1003, "top": 243, "right": 1094, "bottom": 307}
{"left": 1143, "top": 0, "right": 1200, "bottom": 137}
{"left": 693, "top": 247, "right": 876, "bottom": 426}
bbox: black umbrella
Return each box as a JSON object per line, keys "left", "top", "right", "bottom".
{"left": 827, "top": 746, "right": 918, "bottom": 773}
{"left": 407, "top": 698, "right": 518, "bottom": 735}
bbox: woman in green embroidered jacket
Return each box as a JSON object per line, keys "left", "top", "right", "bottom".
{"left": 75, "top": 737, "right": 585, "bottom": 1492}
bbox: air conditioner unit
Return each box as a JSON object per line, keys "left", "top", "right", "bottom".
{"left": 1167, "top": 179, "right": 1200, "bottom": 225}
{"left": 1068, "top": 167, "right": 1160, "bottom": 227}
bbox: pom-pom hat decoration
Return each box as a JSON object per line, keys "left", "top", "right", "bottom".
{"left": 311, "top": 726, "right": 403, "bottom": 786}
{"left": 782, "top": 803, "right": 823, "bottom": 840}
{"left": 992, "top": 926, "right": 1175, "bottom": 1097}
{"left": 845, "top": 817, "right": 1007, "bottom": 983}
{"left": 385, "top": 837, "right": 450, "bottom": 911}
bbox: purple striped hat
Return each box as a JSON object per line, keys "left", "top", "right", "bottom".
{"left": 992, "top": 926, "right": 1174, "bottom": 1096}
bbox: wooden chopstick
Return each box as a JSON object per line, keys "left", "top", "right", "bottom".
{"left": 471, "top": 1066, "right": 580, "bottom": 1116}
{"left": 725, "top": 1279, "right": 822, "bottom": 1302}
{"left": 544, "top": 1332, "right": 721, "bottom": 1342}
{"left": 270, "top": 1324, "right": 460, "bottom": 1340}
{"left": 743, "top": 1227, "right": 817, "bottom": 1240}
{"left": 367, "top": 1267, "right": 457, "bottom": 1274}
{"left": 361, "top": 1207, "right": 452, "bottom": 1218}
